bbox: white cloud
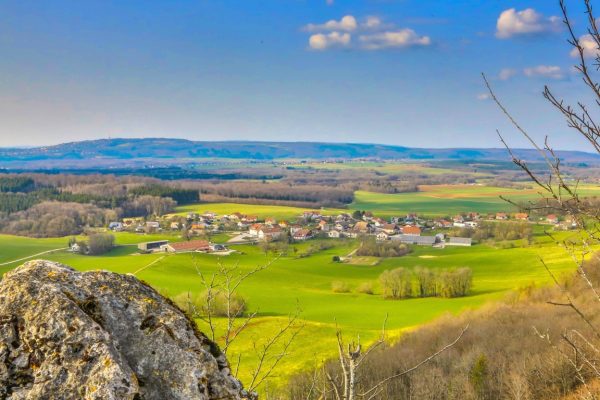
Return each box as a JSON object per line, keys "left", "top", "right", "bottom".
{"left": 523, "top": 65, "right": 564, "bottom": 79}
{"left": 498, "top": 68, "right": 517, "bottom": 81}
{"left": 570, "top": 34, "right": 599, "bottom": 58}
{"left": 496, "top": 8, "right": 561, "bottom": 39}
{"left": 326, "top": 0, "right": 334, "bottom": 5}
{"left": 309, "top": 32, "right": 351, "bottom": 50}
{"left": 359, "top": 29, "right": 431, "bottom": 50}
{"left": 477, "top": 93, "right": 491, "bottom": 101}
{"left": 304, "top": 15, "right": 357, "bottom": 32}
{"left": 363, "top": 16, "right": 383, "bottom": 30}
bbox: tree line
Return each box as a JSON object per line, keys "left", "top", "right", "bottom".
{"left": 356, "top": 237, "right": 411, "bottom": 258}
{"left": 379, "top": 267, "right": 472, "bottom": 299}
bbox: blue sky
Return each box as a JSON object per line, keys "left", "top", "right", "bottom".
{"left": 0, "top": 0, "right": 597, "bottom": 150}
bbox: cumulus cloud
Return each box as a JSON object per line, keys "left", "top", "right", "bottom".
{"left": 498, "top": 68, "right": 517, "bottom": 81}
{"left": 496, "top": 8, "right": 561, "bottom": 39}
{"left": 363, "top": 16, "right": 383, "bottom": 30}
{"left": 303, "top": 15, "right": 430, "bottom": 51}
{"left": 570, "top": 34, "right": 599, "bottom": 58}
{"left": 309, "top": 32, "right": 351, "bottom": 50}
{"left": 523, "top": 65, "right": 564, "bottom": 79}
{"left": 477, "top": 93, "right": 491, "bottom": 101}
{"left": 304, "top": 15, "right": 357, "bottom": 32}
{"left": 359, "top": 29, "right": 431, "bottom": 50}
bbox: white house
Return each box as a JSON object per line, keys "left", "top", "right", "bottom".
{"left": 376, "top": 232, "right": 390, "bottom": 241}
{"left": 328, "top": 230, "right": 341, "bottom": 238}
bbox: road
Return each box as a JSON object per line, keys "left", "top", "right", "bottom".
{"left": 0, "top": 248, "right": 68, "bottom": 267}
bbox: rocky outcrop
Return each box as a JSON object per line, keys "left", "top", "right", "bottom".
{"left": 0, "top": 260, "right": 248, "bottom": 400}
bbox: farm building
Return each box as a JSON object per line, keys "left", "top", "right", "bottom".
{"left": 392, "top": 235, "right": 436, "bottom": 246}
{"left": 401, "top": 225, "right": 422, "bottom": 236}
{"left": 446, "top": 237, "right": 472, "bottom": 247}
{"left": 137, "top": 240, "right": 169, "bottom": 253}
{"left": 165, "top": 240, "right": 210, "bottom": 253}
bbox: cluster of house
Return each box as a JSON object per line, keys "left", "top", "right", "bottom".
{"left": 137, "top": 239, "right": 227, "bottom": 254}
{"left": 107, "top": 208, "right": 577, "bottom": 251}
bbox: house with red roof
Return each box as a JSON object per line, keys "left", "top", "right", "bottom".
{"left": 401, "top": 225, "right": 422, "bottom": 236}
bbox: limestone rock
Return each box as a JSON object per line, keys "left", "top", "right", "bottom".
{"left": 0, "top": 260, "right": 248, "bottom": 400}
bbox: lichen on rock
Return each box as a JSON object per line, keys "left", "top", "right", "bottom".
{"left": 0, "top": 260, "right": 248, "bottom": 399}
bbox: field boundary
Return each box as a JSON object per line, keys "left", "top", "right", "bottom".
{"left": 0, "top": 248, "right": 68, "bottom": 267}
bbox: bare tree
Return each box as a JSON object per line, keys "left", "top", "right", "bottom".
{"left": 184, "top": 255, "right": 303, "bottom": 395}
{"left": 484, "top": 0, "right": 600, "bottom": 395}
{"left": 313, "top": 316, "right": 468, "bottom": 400}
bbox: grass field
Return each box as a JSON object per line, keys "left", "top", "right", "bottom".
{"left": 288, "top": 161, "right": 480, "bottom": 176}
{"left": 1, "top": 183, "right": 596, "bottom": 393}
{"left": 0, "top": 226, "right": 579, "bottom": 392}
{"left": 351, "top": 186, "right": 541, "bottom": 216}
{"left": 351, "top": 184, "right": 600, "bottom": 217}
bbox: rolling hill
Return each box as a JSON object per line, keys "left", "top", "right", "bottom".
{"left": 1, "top": 138, "right": 598, "bottom": 168}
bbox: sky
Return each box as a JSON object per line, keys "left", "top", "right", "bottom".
{"left": 0, "top": 0, "right": 598, "bottom": 150}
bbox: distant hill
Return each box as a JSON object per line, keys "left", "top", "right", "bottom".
{"left": 1, "top": 138, "right": 598, "bottom": 168}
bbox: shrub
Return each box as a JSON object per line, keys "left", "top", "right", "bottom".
{"left": 172, "top": 290, "right": 247, "bottom": 318}
{"left": 87, "top": 233, "right": 115, "bottom": 255}
{"left": 356, "top": 236, "right": 411, "bottom": 257}
{"left": 379, "top": 268, "right": 412, "bottom": 299}
{"left": 331, "top": 281, "right": 351, "bottom": 293}
{"left": 356, "top": 281, "right": 374, "bottom": 295}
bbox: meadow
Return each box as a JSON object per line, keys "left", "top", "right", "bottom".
{"left": 0, "top": 222, "right": 579, "bottom": 391}
{"left": 0, "top": 183, "right": 595, "bottom": 393}
{"left": 353, "top": 185, "right": 546, "bottom": 216}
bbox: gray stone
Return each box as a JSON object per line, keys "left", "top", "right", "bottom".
{"left": 0, "top": 260, "right": 248, "bottom": 400}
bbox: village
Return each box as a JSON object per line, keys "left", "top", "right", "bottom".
{"left": 104, "top": 208, "right": 575, "bottom": 255}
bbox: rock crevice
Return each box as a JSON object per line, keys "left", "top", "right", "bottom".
{"left": 0, "top": 260, "right": 246, "bottom": 400}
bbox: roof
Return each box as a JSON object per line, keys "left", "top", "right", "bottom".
{"left": 392, "top": 235, "right": 436, "bottom": 245}
{"left": 401, "top": 225, "right": 422, "bottom": 235}
{"left": 354, "top": 221, "right": 369, "bottom": 230}
{"left": 261, "top": 226, "right": 282, "bottom": 233}
{"left": 168, "top": 240, "right": 210, "bottom": 252}
{"left": 448, "top": 237, "right": 472, "bottom": 245}
{"left": 293, "top": 229, "right": 312, "bottom": 237}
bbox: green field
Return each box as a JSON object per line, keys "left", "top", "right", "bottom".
{"left": 1, "top": 183, "right": 596, "bottom": 393}
{"left": 352, "top": 186, "right": 540, "bottom": 216}
{"left": 0, "top": 225, "right": 579, "bottom": 392}
{"left": 351, "top": 184, "right": 600, "bottom": 217}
